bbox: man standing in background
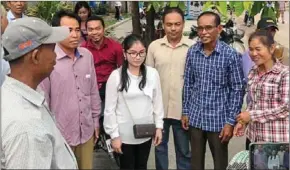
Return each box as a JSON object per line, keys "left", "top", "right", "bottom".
{"left": 146, "top": 7, "right": 193, "bottom": 170}
{"left": 6, "top": 1, "right": 26, "bottom": 23}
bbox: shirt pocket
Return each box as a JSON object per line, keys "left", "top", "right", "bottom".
{"left": 209, "top": 65, "right": 227, "bottom": 85}
{"left": 262, "top": 82, "right": 280, "bottom": 101}
{"left": 81, "top": 74, "right": 91, "bottom": 95}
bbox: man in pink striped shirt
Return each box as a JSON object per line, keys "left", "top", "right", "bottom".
{"left": 40, "top": 10, "right": 101, "bottom": 169}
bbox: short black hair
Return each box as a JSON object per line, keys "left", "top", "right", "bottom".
{"left": 51, "top": 10, "right": 81, "bottom": 27}
{"left": 86, "top": 15, "right": 105, "bottom": 28}
{"left": 197, "top": 11, "right": 221, "bottom": 26}
{"left": 162, "top": 6, "right": 184, "bottom": 23}
{"left": 74, "top": 1, "right": 92, "bottom": 18}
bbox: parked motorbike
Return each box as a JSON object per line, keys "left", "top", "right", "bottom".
{"left": 244, "top": 11, "right": 254, "bottom": 27}
{"left": 189, "top": 19, "right": 246, "bottom": 54}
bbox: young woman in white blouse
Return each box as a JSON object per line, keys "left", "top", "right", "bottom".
{"left": 103, "top": 34, "right": 164, "bottom": 169}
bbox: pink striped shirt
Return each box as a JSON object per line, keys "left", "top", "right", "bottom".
{"left": 39, "top": 44, "right": 101, "bottom": 146}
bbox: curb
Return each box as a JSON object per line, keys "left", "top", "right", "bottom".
{"left": 105, "top": 18, "right": 132, "bottom": 31}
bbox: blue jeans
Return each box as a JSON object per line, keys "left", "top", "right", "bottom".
{"left": 155, "top": 118, "right": 191, "bottom": 170}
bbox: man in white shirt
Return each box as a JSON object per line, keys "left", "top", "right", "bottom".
{"left": 6, "top": 1, "right": 26, "bottom": 23}
{"left": 1, "top": 17, "right": 77, "bottom": 169}
{"left": 1, "top": 4, "right": 10, "bottom": 86}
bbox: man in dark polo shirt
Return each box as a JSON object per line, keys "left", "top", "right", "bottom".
{"left": 81, "top": 15, "right": 123, "bottom": 104}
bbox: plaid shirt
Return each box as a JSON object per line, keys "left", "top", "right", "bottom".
{"left": 246, "top": 62, "right": 289, "bottom": 142}
{"left": 182, "top": 40, "right": 245, "bottom": 132}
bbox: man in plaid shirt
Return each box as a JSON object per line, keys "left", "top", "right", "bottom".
{"left": 181, "top": 11, "right": 245, "bottom": 170}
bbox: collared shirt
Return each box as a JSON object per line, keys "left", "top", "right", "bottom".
{"left": 246, "top": 62, "right": 289, "bottom": 142}
{"left": 81, "top": 37, "right": 123, "bottom": 87}
{"left": 183, "top": 40, "right": 245, "bottom": 132}
{"left": 254, "top": 151, "right": 268, "bottom": 169}
{"left": 39, "top": 44, "right": 102, "bottom": 146}
{"left": 7, "top": 10, "right": 26, "bottom": 23}
{"left": 146, "top": 36, "right": 195, "bottom": 120}
{"left": 1, "top": 76, "right": 78, "bottom": 169}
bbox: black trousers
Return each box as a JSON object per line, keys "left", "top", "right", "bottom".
{"left": 119, "top": 139, "right": 152, "bottom": 170}
{"left": 190, "top": 127, "right": 228, "bottom": 170}
{"left": 115, "top": 6, "right": 120, "bottom": 20}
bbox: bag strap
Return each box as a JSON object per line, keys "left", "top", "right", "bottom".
{"left": 118, "top": 68, "right": 136, "bottom": 125}
{"left": 120, "top": 90, "right": 136, "bottom": 125}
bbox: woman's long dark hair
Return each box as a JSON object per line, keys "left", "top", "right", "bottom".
{"left": 74, "top": 1, "right": 92, "bottom": 18}
{"left": 118, "top": 34, "right": 147, "bottom": 92}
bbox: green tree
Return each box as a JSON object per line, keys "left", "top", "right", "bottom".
{"left": 26, "top": 1, "right": 74, "bottom": 24}
{"left": 131, "top": 1, "right": 186, "bottom": 46}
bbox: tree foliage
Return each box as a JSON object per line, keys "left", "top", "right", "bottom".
{"left": 26, "top": 1, "right": 74, "bottom": 24}
{"left": 202, "top": 1, "right": 279, "bottom": 21}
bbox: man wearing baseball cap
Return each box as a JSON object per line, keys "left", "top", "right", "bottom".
{"left": 1, "top": 17, "right": 78, "bottom": 169}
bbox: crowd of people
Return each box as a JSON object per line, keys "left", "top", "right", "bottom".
{"left": 1, "top": 1, "right": 289, "bottom": 170}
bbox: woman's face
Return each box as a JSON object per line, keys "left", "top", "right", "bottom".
{"left": 78, "top": 7, "right": 90, "bottom": 22}
{"left": 125, "top": 41, "right": 146, "bottom": 68}
{"left": 272, "top": 150, "right": 277, "bottom": 155}
{"left": 249, "top": 37, "right": 275, "bottom": 66}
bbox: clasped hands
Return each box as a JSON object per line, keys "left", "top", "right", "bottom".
{"left": 234, "top": 111, "right": 251, "bottom": 137}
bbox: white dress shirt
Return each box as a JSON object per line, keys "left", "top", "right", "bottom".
{"left": 1, "top": 76, "right": 78, "bottom": 169}
{"left": 104, "top": 66, "right": 164, "bottom": 144}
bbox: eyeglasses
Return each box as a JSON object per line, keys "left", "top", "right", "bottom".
{"left": 126, "top": 51, "right": 146, "bottom": 58}
{"left": 197, "top": 25, "right": 217, "bottom": 33}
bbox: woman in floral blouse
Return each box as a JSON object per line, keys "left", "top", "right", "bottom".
{"left": 234, "top": 30, "right": 289, "bottom": 148}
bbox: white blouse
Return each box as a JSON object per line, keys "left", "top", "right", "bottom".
{"left": 104, "top": 66, "right": 164, "bottom": 144}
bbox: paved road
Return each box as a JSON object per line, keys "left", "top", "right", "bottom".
{"left": 93, "top": 11, "right": 289, "bottom": 169}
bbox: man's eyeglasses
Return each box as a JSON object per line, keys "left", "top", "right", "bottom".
{"left": 197, "top": 25, "right": 217, "bottom": 33}
{"left": 126, "top": 51, "right": 147, "bottom": 58}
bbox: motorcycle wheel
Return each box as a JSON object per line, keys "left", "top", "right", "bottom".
{"left": 231, "top": 41, "right": 246, "bottom": 55}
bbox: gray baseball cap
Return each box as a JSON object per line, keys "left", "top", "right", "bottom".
{"left": 2, "top": 17, "right": 70, "bottom": 61}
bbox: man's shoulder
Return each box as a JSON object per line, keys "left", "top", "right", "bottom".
{"left": 106, "top": 37, "right": 122, "bottom": 47}
{"left": 148, "top": 38, "right": 164, "bottom": 49}
{"left": 77, "top": 47, "right": 93, "bottom": 56}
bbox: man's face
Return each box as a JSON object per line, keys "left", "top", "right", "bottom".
{"left": 7, "top": 1, "right": 25, "bottom": 15}
{"left": 34, "top": 44, "right": 57, "bottom": 79}
{"left": 163, "top": 12, "right": 184, "bottom": 41}
{"left": 258, "top": 145, "right": 263, "bottom": 152}
{"left": 59, "top": 16, "right": 81, "bottom": 49}
{"left": 197, "top": 14, "right": 222, "bottom": 44}
{"left": 1, "top": 16, "right": 8, "bottom": 34}
{"left": 87, "top": 20, "right": 105, "bottom": 43}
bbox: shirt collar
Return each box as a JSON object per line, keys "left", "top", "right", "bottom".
{"left": 7, "top": 10, "right": 25, "bottom": 22}
{"left": 253, "top": 61, "right": 283, "bottom": 74}
{"left": 160, "top": 36, "right": 192, "bottom": 48}
{"left": 4, "top": 76, "right": 45, "bottom": 107}
{"left": 87, "top": 37, "right": 108, "bottom": 49}
{"left": 192, "top": 40, "right": 222, "bottom": 54}
{"left": 55, "top": 44, "right": 81, "bottom": 60}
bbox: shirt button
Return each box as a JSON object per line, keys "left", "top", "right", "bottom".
{"left": 79, "top": 99, "right": 81, "bottom": 102}
{"left": 77, "top": 87, "right": 80, "bottom": 90}
{"left": 81, "top": 123, "right": 82, "bottom": 125}
{"left": 75, "top": 75, "right": 77, "bottom": 78}
{"left": 80, "top": 111, "right": 82, "bottom": 114}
